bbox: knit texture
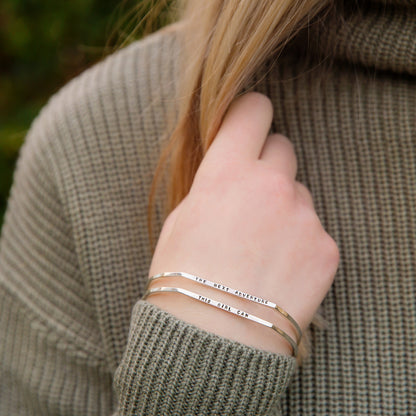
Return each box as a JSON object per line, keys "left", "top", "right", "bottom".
{"left": 1, "top": 1, "right": 415, "bottom": 415}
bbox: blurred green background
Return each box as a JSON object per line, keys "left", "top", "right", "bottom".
{"left": 0, "top": 0, "right": 174, "bottom": 231}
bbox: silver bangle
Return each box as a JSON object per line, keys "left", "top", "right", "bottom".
{"left": 142, "top": 285, "right": 298, "bottom": 357}
{"left": 146, "top": 271, "right": 302, "bottom": 344}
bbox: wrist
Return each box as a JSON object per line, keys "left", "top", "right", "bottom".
{"left": 145, "top": 276, "right": 294, "bottom": 356}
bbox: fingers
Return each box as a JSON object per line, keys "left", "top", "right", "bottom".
{"left": 156, "top": 196, "right": 188, "bottom": 249}
{"left": 259, "top": 134, "right": 297, "bottom": 180}
{"left": 259, "top": 134, "right": 313, "bottom": 208}
{"left": 295, "top": 182, "right": 314, "bottom": 209}
{"left": 202, "top": 92, "right": 273, "bottom": 166}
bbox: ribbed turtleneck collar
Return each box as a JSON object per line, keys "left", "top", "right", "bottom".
{"left": 316, "top": 1, "right": 416, "bottom": 76}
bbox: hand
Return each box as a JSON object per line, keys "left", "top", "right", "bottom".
{"left": 147, "top": 92, "right": 340, "bottom": 357}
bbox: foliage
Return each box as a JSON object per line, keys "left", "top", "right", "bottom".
{"left": 0, "top": 0, "right": 174, "bottom": 230}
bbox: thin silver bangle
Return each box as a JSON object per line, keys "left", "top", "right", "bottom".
{"left": 142, "top": 285, "right": 298, "bottom": 357}
{"left": 146, "top": 271, "right": 302, "bottom": 345}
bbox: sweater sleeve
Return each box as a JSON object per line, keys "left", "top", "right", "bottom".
{"left": 0, "top": 116, "right": 296, "bottom": 416}
{"left": 0, "top": 118, "right": 297, "bottom": 416}
{"left": 113, "top": 299, "right": 296, "bottom": 415}
{"left": 0, "top": 32, "right": 297, "bottom": 415}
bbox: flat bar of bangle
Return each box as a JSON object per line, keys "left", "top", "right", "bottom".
{"left": 147, "top": 271, "right": 302, "bottom": 344}
{"left": 142, "top": 285, "right": 298, "bottom": 357}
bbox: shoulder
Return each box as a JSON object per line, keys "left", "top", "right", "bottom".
{"left": 48, "top": 23, "right": 181, "bottom": 116}
{"left": 0, "top": 25, "right": 184, "bottom": 367}
{"left": 18, "top": 24, "right": 182, "bottom": 205}
{"left": 12, "top": 24, "right": 184, "bottom": 250}
{"left": 24, "top": 25, "right": 182, "bottom": 170}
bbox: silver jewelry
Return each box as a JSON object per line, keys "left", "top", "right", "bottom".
{"left": 146, "top": 271, "right": 302, "bottom": 344}
{"left": 142, "top": 285, "right": 298, "bottom": 356}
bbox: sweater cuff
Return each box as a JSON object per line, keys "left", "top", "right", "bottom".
{"left": 114, "top": 299, "right": 297, "bottom": 415}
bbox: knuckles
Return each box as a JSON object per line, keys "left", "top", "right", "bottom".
{"left": 295, "top": 182, "right": 314, "bottom": 208}
{"left": 296, "top": 203, "right": 322, "bottom": 230}
{"left": 322, "top": 234, "right": 341, "bottom": 271}
{"left": 316, "top": 233, "right": 340, "bottom": 288}
{"left": 271, "top": 133, "right": 297, "bottom": 157}
{"left": 254, "top": 166, "right": 297, "bottom": 204}
{"left": 266, "top": 172, "right": 296, "bottom": 201}
{"left": 192, "top": 156, "right": 341, "bottom": 272}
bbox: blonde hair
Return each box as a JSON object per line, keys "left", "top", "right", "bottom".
{"left": 147, "top": 0, "right": 333, "bottom": 364}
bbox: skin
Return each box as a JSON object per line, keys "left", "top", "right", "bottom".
{"left": 147, "top": 92, "right": 340, "bottom": 356}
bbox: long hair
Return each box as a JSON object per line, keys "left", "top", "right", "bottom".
{"left": 147, "top": 0, "right": 334, "bottom": 364}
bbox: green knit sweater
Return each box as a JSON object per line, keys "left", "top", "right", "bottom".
{"left": 1, "top": 1, "right": 415, "bottom": 414}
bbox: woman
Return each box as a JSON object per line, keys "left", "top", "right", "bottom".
{"left": 1, "top": 0, "right": 414, "bottom": 414}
